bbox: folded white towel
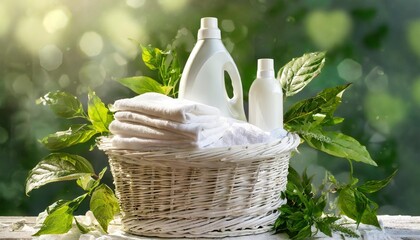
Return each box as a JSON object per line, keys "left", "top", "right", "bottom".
{"left": 114, "top": 111, "right": 221, "bottom": 139}
{"left": 110, "top": 119, "right": 228, "bottom": 141}
{"left": 111, "top": 92, "right": 221, "bottom": 123}
{"left": 108, "top": 93, "right": 274, "bottom": 151}
{"left": 109, "top": 120, "right": 189, "bottom": 140}
{"left": 111, "top": 134, "right": 223, "bottom": 150}
{"left": 111, "top": 135, "right": 196, "bottom": 150}
{"left": 111, "top": 118, "right": 272, "bottom": 150}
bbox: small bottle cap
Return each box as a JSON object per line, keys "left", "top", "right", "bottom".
{"left": 257, "top": 58, "right": 275, "bottom": 78}
{"left": 198, "top": 17, "right": 221, "bottom": 40}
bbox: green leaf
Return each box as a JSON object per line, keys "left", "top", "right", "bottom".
{"left": 26, "top": 153, "right": 94, "bottom": 195}
{"left": 358, "top": 170, "right": 397, "bottom": 193}
{"left": 33, "top": 202, "right": 74, "bottom": 236}
{"left": 316, "top": 221, "right": 332, "bottom": 237}
{"left": 116, "top": 76, "right": 165, "bottom": 95}
{"left": 285, "top": 84, "right": 350, "bottom": 128}
{"left": 141, "top": 45, "right": 164, "bottom": 70}
{"left": 77, "top": 175, "right": 96, "bottom": 192}
{"left": 338, "top": 187, "right": 380, "bottom": 228}
{"left": 300, "top": 129, "right": 377, "bottom": 166}
{"left": 292, "top": 225, "right": 312, "bottom": 240}
{"left": 77, "top": 167, "right": 107, "bottom": 192}
{"left": 90, "top": 184, "right": 120, "bottom": 232}
{"left": 88, "top": 90, "right": 113, "bottom": 133}
{"left": 287, "top": 166, "right": 302, "bottom": 188}
{"left": 75, "top": 218, "right": 90, "bottom": 234}
{"left": 354, "top": 190, "right": 368, "bottom": 225}
{"left": 338, "top": 188, "right": 358, "bottom": 221}
{"left": 34, "top": 194, "right": 87, "bottom": 236}
{"left": 36, "top": 91, "right": 86, "bottom": 119}
{"left": 330, "top": 224, "right": 360, "bottom": 238}
{"left": 278, "top": 52, "right": 326, "bottom": 97}
{"left": 360, "top": 205, "right": 381, "bottom": 228}
{"left": 39, "top": 124, "right": 98, "bottom": 151}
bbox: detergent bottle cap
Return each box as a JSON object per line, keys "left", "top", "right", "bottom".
{"left": 257, "top": 58, "right": 275, "bottom": 78}
{"left": 198, "top": 17, "right": 221, "bottom": 40}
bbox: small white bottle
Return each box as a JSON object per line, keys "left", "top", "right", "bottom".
{"left": 248, "top": 58, "right": 284, "bottom": 132}
{"left": 178, "top": 17, "right": 246, "bottom": 121}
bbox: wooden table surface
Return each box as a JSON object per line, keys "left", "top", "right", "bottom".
{"left": 1, "top": 215, "right": 420, "bottom": 239}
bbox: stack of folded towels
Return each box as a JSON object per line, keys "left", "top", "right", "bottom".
{"left": 109, "top": 92, "right": 273, "bottom": 150}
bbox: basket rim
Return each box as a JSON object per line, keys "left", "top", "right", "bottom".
{"left": 98, "top": 132, "right": 300, "bottom": 156}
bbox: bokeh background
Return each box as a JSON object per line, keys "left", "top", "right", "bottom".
{"left": 1, "top": 0, "right": 419, "bottom": 216}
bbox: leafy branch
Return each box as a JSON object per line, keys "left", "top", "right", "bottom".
{"left": 26, "top": 44, "right": 181, "bottom": 236}
{"left": 275, "top": 167, "right": 396, "bottom": 239}
{"left": 117, "top": 45, "right": 181, "bottom": 97}
{"left": 26, "top": 90, "right": 119, "bottom": 235}
{"left": 274, "top": 52, "right": 397, "bottom": 239}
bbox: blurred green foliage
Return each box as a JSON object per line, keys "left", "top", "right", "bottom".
{"left": 0, "top": 0, "right": 419, "bottom": 216}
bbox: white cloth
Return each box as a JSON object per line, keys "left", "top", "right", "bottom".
{"left": 109, "top": 93, "right": 273, "bottom": 150}
{"left": 111, "top": 92, "right": 220, "bottom": 123}
{"left": 209, "top": 119, "right": 271, "bottom": 148}
{"left": 112, "top": 135, "right": 208, "bottom": 150}
{"left": 111, "top": 118, "right": 272, "bottom": 150}
{"left": 113, "top": 111, "right": 222, "bottom": 139}
{"left": 110, "top": 119, "right": 228, "bottom": 147}
{"left": 109, "top": 120, "right": 189, "bottom": 140}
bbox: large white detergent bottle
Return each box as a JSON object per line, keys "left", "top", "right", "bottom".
{"left": 249, "top": 58, "right": 284, "bottom": 131}
{"left": 178, "top": 17, "right": 246, "bottom": 121}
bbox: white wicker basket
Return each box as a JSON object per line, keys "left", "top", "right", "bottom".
{"left": 99, "top": 133, "right": 300, "bottom": 238}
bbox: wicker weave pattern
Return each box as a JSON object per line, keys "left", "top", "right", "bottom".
{"left": 100, "top": 133, "right": 300, "bottom": 238}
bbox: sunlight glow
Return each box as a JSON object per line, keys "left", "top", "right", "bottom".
{"left": 364, "top": 92, "right": 407, "bottom": 134}
{"left": 15, "top": 17, "right": 53, "bottom": 54}
{"left": 102, "top": 9, "right": 145, "bottom": 58}
{"left": 158, "top": 0, "right": 188, "bottom": 12}
{"left": 0, "top": 2, "right": 11, "bottom": 37}
{"left": 337, "top": 58, "right": 362, "bottom": 82}
{"left": 79, "top": 31, "right": 104, "bottom": 57}
{"left": 39, "top": 45, "right": 63, "bottom": 71}
{"left": 12, "top": 74, "right": 33, "bottom": 95}
{"left": 365, "top": 66, "right": 388, "bottom": 92}
{"left": 43, "top": 8, "right": 70, "bottom": 34}
{"left": 305, "top": 10, "right": 352, "bottom": 50}
{"left": 126, "top": 0, "right": 145, "bottom": 8}
{"left": 221, "top": 20, "right": 235, "bottom": 32}
{"left": 407, "top": 19, "right": 420, "bottom": 58}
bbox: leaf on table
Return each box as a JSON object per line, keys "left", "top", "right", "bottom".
{"left": 300, "top": 128, "right": 377, "bottom": 166}
{"left": 39, "top": 124, "right": 98, "bottom": 151}
{"left": 36, "top": 91, "right": 86, "bottom": 119}
{"left": 34, "top": 194, "right": 87, "bottom": 236}
{"left": 285, "top": 84, "right": 350, "bottom": 128}
{"left": 88, "top": 90, "right": 113, "bottom": 133}
{"left": 293, "top": 225, "right": 312, "bottom": 240}
{"left": 75, "top": 218, "right": 91, "bottom": 234}
{"left": 90, "top": 184, "right": 120, "bottom": 232}
{"left": 354, "top": 189, "right": 369, "bottom": 225}
{"left": 117, "top": 76, "right": 165, "bottom": 95}
{"left": 278, "top": 51, "right": 326, "bottom": 97}
{"left": 358, "top": 170, "right": 397, "bottom": 193}
{"left": 26, "top": 153, "right": 94, "bottom": 195}
{"left": 33, "top": 202, "right": 74, "bottom": 236}
{"left": 330, "top": 224, "right": 360, "bottom": 238}
{"left": 316, "top": 220, "right": 333, "bottom": 237}
{"left": 338, "top": 187, "right": 381, "bottom": 228}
